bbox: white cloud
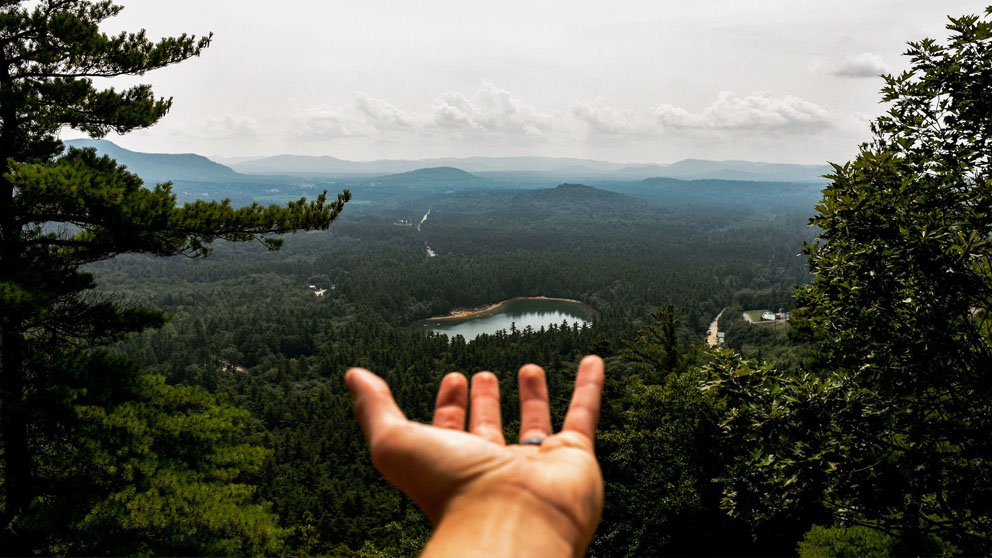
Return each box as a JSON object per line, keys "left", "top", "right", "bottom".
{"left": 354, "top": 92, "right": 417, "bottom": 131}
{"left": 429, "top": 81, "right": 561, "bottom": 137}
{"left": 289, "top": 93, "right": 422, "bottom": 139}
{"left": 655, "top": 91, "right": 833, "bottom": 133}
{"left": 571, "top": 101, "right": 643, "bottom": 135}
{"left": 293, "top": 81, "right": 561, "bottom": 139}
{"left": 292, "top": 106, "right": 373, "bottom": 138}
{"left": 204, "top": 115, "right": 259, "bottom": 138}
{"left": 287, "top": 85, "right": 838, "bottom": 146}
{"left": 290, "top": 82, "right": 566, "bottom": 142}
{"left": 826, "top": 52, "right": 891, "bottom": 78}
{"left": 160, "top": 114, "right": 261, "bottom": 140}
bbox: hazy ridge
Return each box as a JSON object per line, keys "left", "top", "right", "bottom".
{"left": 66, "top": 139, "right": 831, "bottom": 183}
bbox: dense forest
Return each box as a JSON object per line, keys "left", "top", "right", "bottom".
{"left": 2, "top": 1, "right": 992, "bottom": 556}
{"left": 83, "top": 179, "right": 810, "bottom": 556}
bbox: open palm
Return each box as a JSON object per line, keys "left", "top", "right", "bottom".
{"left": 345, "top": 356, "right": 605, "bottom": 556}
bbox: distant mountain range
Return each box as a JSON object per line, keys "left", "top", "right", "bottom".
{"left": 65, "top": 139, "right": 240, "bottom": 183}
{"left": 231, "top": 153, "right": 830, "bottom": 182}
{"left": 229, "top": 154, "right": 637, "bottom": 176}
{"left": 64, "top": 139, "right": 832, "bottom": 184}
{"left": 656, "top": 159, "right": 831, "bottom": 182}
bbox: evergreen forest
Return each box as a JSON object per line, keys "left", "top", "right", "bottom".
{"left": 1, "top": 1, "right": 991, "bottom": 556}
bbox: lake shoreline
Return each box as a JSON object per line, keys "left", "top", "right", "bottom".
{"left": 425, "top": 296, "right": 594, "bottom": 322}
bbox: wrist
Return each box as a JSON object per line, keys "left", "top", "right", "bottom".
{"left": 422, "top": 487, "right": 584, "bottom": 558}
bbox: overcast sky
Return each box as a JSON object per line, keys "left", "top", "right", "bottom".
{"left": 67, "top": 1, "right": 991, "bottom": 164}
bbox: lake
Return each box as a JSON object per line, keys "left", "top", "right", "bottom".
{"left": 415, "top": 297, "right": 597, "bottom": 339}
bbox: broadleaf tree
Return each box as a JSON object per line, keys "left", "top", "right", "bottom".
{"left": 711, "top": 6, "right": 992, "bottom": 555}
{"left": 0, "top": 1, "right": 349, "bottom": 553}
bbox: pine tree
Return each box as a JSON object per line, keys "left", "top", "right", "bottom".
{"left": 620, "top": 304, "right": 698, "bottom": 382}
{"left": 0, "top": 1, "right": 349, "bottom": 552}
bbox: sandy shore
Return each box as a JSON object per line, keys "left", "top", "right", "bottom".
{"left": 425, "top": 296, "right": 591, "bottom": 322}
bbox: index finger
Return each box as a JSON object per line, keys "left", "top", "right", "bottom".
{"left": 561, "top": 355, "right": 604, "bottom": 440}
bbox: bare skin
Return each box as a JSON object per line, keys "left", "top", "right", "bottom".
{"left": 345, "top": 355, "right": 605, "bottom": 557}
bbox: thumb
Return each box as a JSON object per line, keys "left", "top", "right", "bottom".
{"left": 345, "top": 368, "right": 407, "bottom": 443}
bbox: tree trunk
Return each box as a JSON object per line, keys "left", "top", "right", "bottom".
{"left": 0, "top": 329, "right": 30, "bottom": 555}
{"left": 0, "top": 44, "right": 31, "bottom": 551}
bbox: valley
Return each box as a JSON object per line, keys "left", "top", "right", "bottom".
{"left": 78, "top": 141, "right": 813, "bottom": 555}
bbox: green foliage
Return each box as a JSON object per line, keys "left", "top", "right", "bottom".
{"left": 797, "top": 525, "right": 896, "bottom": 558}
{"left": 11, "top": 146, "right": 348, "bottom": 261}
{"left": 707, "top": 6, "right": 992, "bottom": 555}
{"left": 0, "top": 1, "right": 348, "bottom": 553}
{"left": 717, "top": 304, "right": 805, "bottom": 370}
{"left": 794, "top": 10, "right": 992, "bottom": 553}
{"left": 593, "top": 369, "right": 735, "bottom": 557}
{"left": 31, "top": 351, "right": 286, "bottom": 555}
{"left": 49, "top": 4, "right": 992, "bottom": 555}
{"left": 0, "top": 1, "right": 208, "bottom": 161}
{"left": 0, "top": 5, "right": 825, "bottom": 558}
{"left": 588, "top": 308, "right": 755, "bottom": 557}
{"left": 620, "top": 304, "right": 700, "bottom": 381}
{"left": 96, "top": 176, "right": 810, "bottom": 555}
{"left": 701, "top": 350, "right": 833, "bottom": 546}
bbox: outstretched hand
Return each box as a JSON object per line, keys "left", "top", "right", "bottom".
{"left": 345, "top": 355, "right": 605, "bottom": 557}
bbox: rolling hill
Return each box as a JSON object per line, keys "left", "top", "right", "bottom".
{"left": 371, "top": 166, "right": 487, "bottom": 187}
{"left": 65, "top": 139, "right": 241, "bottom": 184}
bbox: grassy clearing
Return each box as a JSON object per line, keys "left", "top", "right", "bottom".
{"left": 744, "top": 309, "right": 771, "bottom": 322}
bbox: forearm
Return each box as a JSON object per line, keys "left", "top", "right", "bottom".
{"left": 421, "top": 490, "right": 585, "bottom": 558}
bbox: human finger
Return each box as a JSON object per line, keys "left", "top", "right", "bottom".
{"left": 561, "top": 355, "right": 605, "bottom": 441}
{"left": 468, "top": 371, "right": 505, "bottom": 444}
{"left": 432, "top": 372, "right": 468, "bottom": 430}
{"left": 518, "top": 364, "right": 552, "bottom": 442}
{"left": 345, "top": 368, "right": 408, "bottom": 443}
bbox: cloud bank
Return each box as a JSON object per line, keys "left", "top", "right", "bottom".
{"left": 231, "top": 83, "right": 842, "bottom": 147}
{"left": 288, "top": 82, "right": 563, "bottom": 142}
{"left": 571, "top": 101, "right": 644, "bottom": 135}
{"left": 431, "top": 81, "right": 561, "bottom": 137}
{"left": 656, "top": 91, "right": 833, "bottom": 133}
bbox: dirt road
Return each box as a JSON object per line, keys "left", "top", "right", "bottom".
{"left": 707, "top": 308, "right": 726, "bottom": 347}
